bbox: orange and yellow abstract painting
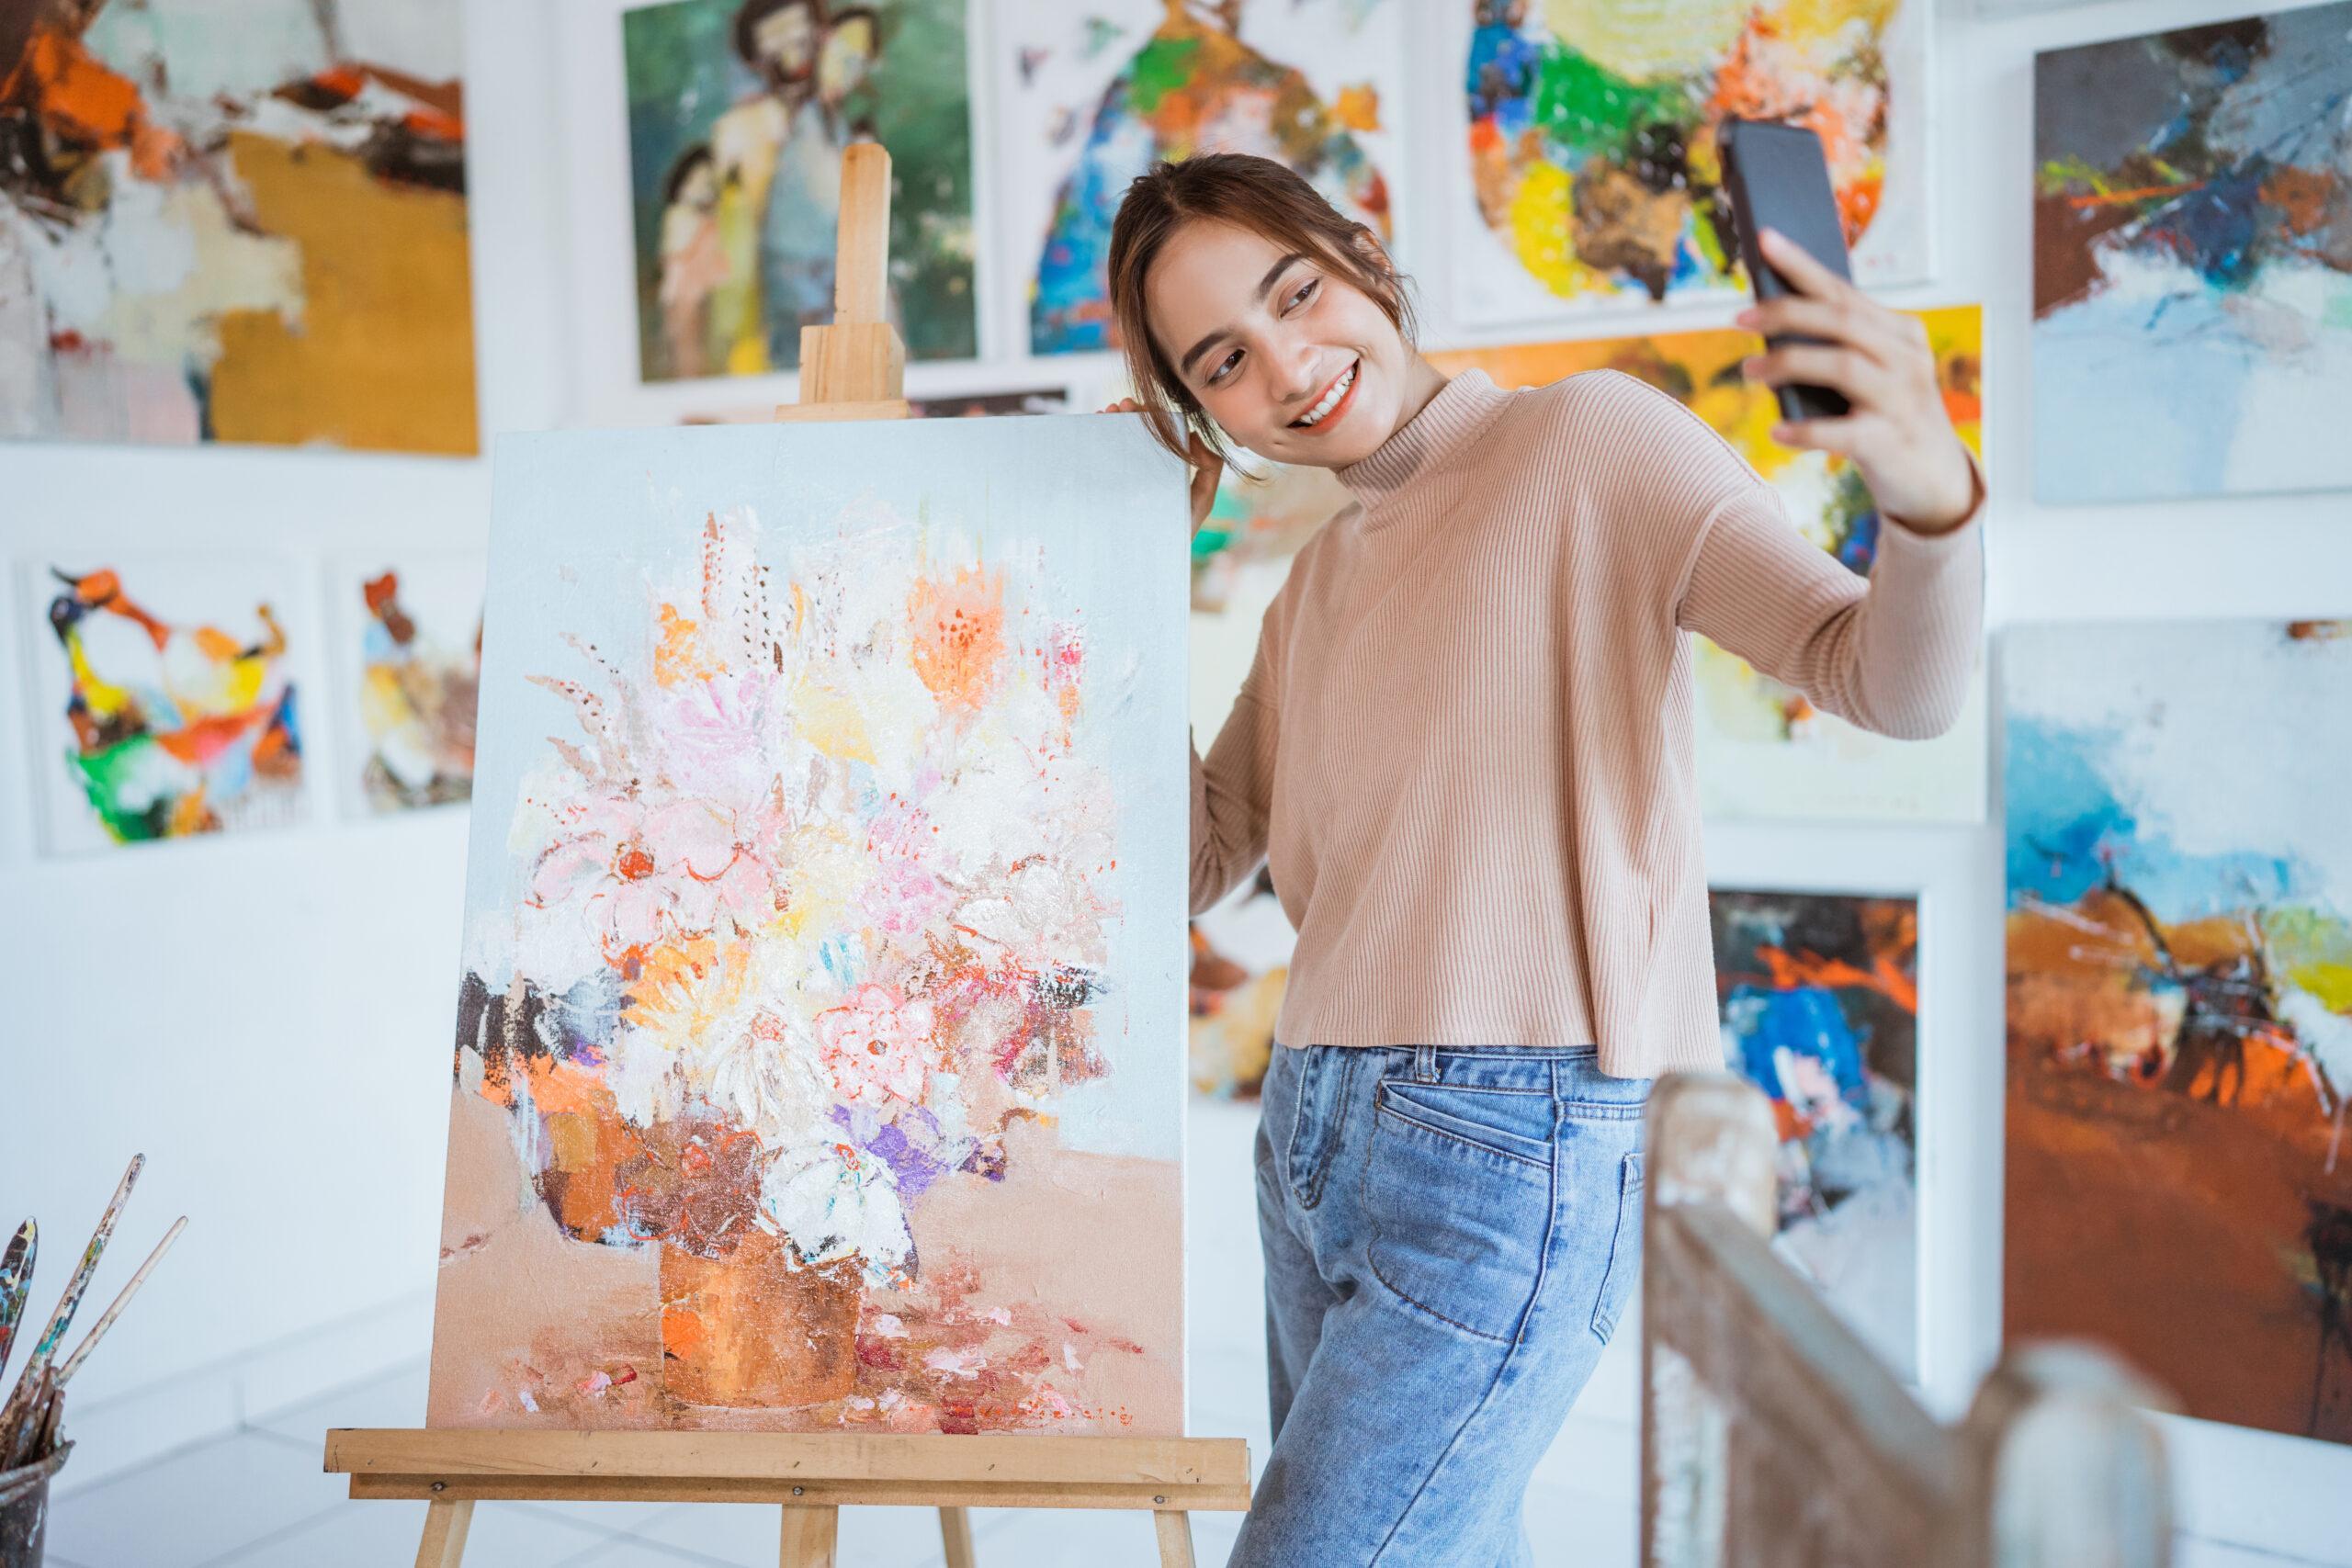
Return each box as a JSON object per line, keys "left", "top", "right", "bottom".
{"left": 0, "top": 0, "right": 476, "bottom": 452}
{"left": 429, "top": 415, "right": 1188, "bottom": 1434}
{"left": 2005, "top": 619, "right": 2352, "bottom": 1445}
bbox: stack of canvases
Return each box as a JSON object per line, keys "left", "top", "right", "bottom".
{"left": 6, "top": 0, "right": 2350, "bottom": 1459}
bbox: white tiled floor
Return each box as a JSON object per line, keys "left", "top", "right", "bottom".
{"left": 38, "top": 1099, "right": 2310, "bottom": 1566}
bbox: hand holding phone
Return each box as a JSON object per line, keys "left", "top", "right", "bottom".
{"left": 1718, "top": 118, "right": 1853, "bottom": 423}
{"left": 1717, "top": 118, "right": 1980, "bottom": 530}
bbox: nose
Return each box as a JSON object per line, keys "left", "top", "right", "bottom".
{"left": 1273, "top": 341, "right": 1322, "bottom": 409}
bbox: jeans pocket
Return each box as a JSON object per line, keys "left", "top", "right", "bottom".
{"left": 1589, "top": 1150, "right": 1645, "bottom": 1345}
{"left": 1363, "top": 1084, "right": 1554, "bottom": 1343}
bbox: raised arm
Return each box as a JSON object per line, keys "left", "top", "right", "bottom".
{"left": 1676, "top": 475, "right": 1982, "bottom": 739}
{"left": 1676, "top": 225, "right": 1986, "bottom": 739}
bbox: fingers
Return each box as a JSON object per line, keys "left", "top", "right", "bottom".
{"left": 1734, "top": 297, "right": 1905, "bottom": 362}
{"left": 1757, "top": 227, "right": 1854, "bottom": 304}
{"left": 1097, "top": 397, "right": 1144, "bottom": 415}
{"left": 1185, "top": 434, "right": 1224, "bottom": 538}
{"left": 1741, "top": 344, "right": 1891, "bottom": 407}
{"left": 1747, "top": 299, "right": 1928, "bottom": 378}
{"left": 1768, "top": 412, "right": 1885, "bottom": 457}
{"left": 1188, "top": 434, "right": 1225, "bottom": 491}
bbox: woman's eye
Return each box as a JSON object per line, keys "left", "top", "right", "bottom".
{"left": 1285, "top": 278, "right": 1318, "bottom": 311}
{"left": 1206, "top": 349, "right": 1241, "bottom": 386}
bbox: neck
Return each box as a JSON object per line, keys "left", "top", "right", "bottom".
{"left": 1387, "top": 354, "right": 1448, "bottom": 437}
{"left": 1332, "top": 365, "right": 1513, "bottom": 515}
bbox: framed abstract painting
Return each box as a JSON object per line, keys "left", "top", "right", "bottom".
{"left": 1711, "top": 886, "right": 1923, "bottom": 1380}
{"left": 0, "top": 0, "right": 476, "bottom": 452}
{"left": 2004, "top": 618, "right": 2352, "bottom": 1443}
{"left": 331, "top": 555, "right": 483, "bottom": 817}
{"left": 1452, "top": 0, "right": 1932, "bottom": 324}
{"left": 999, "top": 0, "right": 1405, "bottom": 356}
{"left": 427, "top": 412, "right": 1191, "bottom": 1435}
{"left": 18, "top": 557, "right": 308, "bottom": 854}
{"left": 2033, "top": 6, "right": 2352, "bottom": 502}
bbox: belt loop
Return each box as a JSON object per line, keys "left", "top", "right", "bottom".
{"left": 1413, "top": 1043, "right": 1438, "bottom": 1084}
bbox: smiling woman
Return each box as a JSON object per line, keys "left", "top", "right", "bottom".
{"left": 1099, "top": 151, "right": 1984, "bottom": 1568}
{"left": 1105, "top": 157, "right": 1430, "bottom": 473}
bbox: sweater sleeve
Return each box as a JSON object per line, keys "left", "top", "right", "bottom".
{"left": 1191, "top": 612, "right": 1282, "bottom": 916}
{"left": 1674, "top": 463, "right": 1984, "bottom": 740}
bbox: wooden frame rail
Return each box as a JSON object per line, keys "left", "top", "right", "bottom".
{"left": 324, "top": 1429, "right": 1251, "bottom": 1567}
{"left": 1641, "top": 1073, "right": 2175, "bottom": 1568}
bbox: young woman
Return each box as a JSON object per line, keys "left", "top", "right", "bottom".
{"left": 1103, "top": 153, "right": 1982, "bottom": 1566}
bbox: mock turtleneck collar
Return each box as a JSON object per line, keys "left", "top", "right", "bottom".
{"left": 1335, "top": 367, "right": 1514, "bottom": 516}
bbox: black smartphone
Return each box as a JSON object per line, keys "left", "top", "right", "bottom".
{"left": 1718, "top": 118, "right": 1852, "bottom": 423}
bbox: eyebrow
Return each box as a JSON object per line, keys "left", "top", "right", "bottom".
{"left": 1177, "top": 252, "right": 1308, "bottom": 380}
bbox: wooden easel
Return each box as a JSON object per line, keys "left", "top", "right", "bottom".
{"left": 324, "top": 146, "right": 1250, "bottom": 1566}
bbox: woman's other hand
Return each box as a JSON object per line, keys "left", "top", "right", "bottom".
{"left": 1102, "top": 397, "right": 1225, "bottom": 538}
{"left": 1736, "top": 229, "right": 1978, "bottom": 534}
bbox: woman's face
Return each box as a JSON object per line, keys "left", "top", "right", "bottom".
{"left": 1142, "top": 220, "right": 1412, "bottom": 470}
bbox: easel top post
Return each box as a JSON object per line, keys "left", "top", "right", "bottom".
{"left": 833, "top": 142, "right": 891, "bottom": 326}
{"left": 783, "top": 142, "right": 909, "bottom": 420}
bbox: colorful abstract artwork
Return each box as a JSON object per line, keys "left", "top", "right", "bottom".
{"left": 2005, "top": 619, "right": 2352, "bottom": 1444}
{"left": 624, "top": 0, "right": 975, "bottom": 381}
{"left": 23, "top": 558, "right": 304, "bottom": 852}
{"left": 1455, "top": 0, "right": 1929, "bottom": 322}
{"left": 1003, "top": 0, "right": 1403, "bottom": 355}
{"left": 1712, "top": 888, "right": 1919, "bottom": 1378}
{"left": 429, "top": 415, "right": 1189, "bottom": 1434}
{"left": 340, "top": 558, "right": 480, "bottom": 815}
{"left": 0, "top": 0, "right": 476, "bottom": 452}
{"left": 1430, "top": 307, "right": 1986, "bottom": 822}
{"left": 2033, "top": 6, "right": 2352, "bottom": 502}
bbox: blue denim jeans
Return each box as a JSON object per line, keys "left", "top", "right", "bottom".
{"left": 1229, "top": 1043, "right": 1651, "bottom": 1567}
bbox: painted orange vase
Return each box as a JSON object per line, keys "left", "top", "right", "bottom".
{"left": 657, "top": 1230, "right": 862, "bottom": 1407}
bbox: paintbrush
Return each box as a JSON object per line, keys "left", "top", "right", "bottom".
{"left": 1, "top": 1367, "right": 54, "bottom": 1472}
{"left": 57, "top": 1217, "right": 185, "bottom": 1388}
{"left": 6, "top": 1155, "right": 141, "bottom": 1410}
{"left": 0, "top": 1220, "right": 34, "bottom": 1376}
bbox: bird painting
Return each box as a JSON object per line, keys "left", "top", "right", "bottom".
{"left": 43, "top": 564, "right": 303, "bottom": 844}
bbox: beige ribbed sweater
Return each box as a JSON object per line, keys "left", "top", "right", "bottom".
{"left": 1189, "top": 368, "right": 1984, "bottom": 1079}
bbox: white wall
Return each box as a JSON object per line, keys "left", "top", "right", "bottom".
{"left": 0, "top": 0, "right": 570, "bottom": 1471}
{"left": 0, "top": 0, "right": 2346, "bottom": 1558}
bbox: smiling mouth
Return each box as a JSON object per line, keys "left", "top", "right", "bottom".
{"left": 1290, "top": 358, "right": 1360, "bottom": 429}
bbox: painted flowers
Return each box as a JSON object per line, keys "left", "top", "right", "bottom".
{"left": 465, "top": 505, "right": 1118, "bottom": 1318}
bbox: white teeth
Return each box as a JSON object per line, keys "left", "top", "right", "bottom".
{"left": 1295, "top": 364, "right": 1355, "bottom": 427}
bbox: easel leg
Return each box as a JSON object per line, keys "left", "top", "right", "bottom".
{"left": 1153, "top": 1509, "right": 1196, "bottom": 1568}
{"left": 413, "top": 1497, "right": 473, "bottom": 1568}
{"left": 937, "top": 1505, "right": 977, "bottom": 1568}
{"left": 778, "top": 1504, "right": 840, "bottom": 1568}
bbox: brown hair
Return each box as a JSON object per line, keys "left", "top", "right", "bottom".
{"left": 1105, "top": 152, "right": 1415, "bottom": 465}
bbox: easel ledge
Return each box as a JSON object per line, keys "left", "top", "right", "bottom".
{"left": 326, "top": 1427, "right": 1250, "bottom": 1510}
{"left": 325, "top": 1427, "right": 1250, "bottom": 1566}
